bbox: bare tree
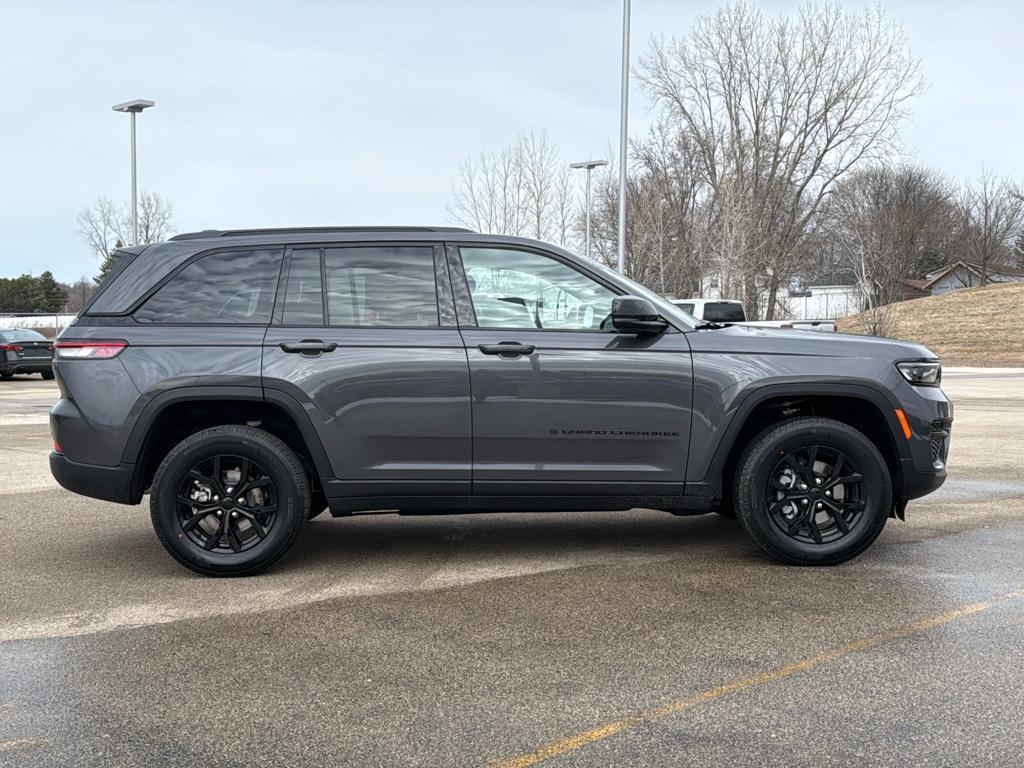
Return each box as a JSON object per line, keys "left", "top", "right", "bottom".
{"left": 828, "top": 165, "right": 956, "bottom": 335}
{"left": 77, "top": 197, "right": 122, "bottom": 262}
{"left": 77, "top": 192, "right": 176, "bottom": 262}
{"left": 136, "top": 192, "right": 175, "bottom": 246}
{"left": 638, "top": 2, "right": 923, "bottom": 318}
{"left": 957, "top": 170, "right": 1024, "bottom": 283}
{"left": 447, "top": 132, "right": 579, "bottom": 247}
{"left": 62, "top": 277, "right": 96, "bottom": 313}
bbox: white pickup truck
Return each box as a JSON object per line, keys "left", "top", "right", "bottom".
{"left": 670, "top": 298, "right": 837, "bottom": 333}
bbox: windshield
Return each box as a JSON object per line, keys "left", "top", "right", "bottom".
{"left": 0, "top": 329, "right": 48, "bottom": 342}
{"left": 702, "top": 302, "right": 746, "bottom": 323}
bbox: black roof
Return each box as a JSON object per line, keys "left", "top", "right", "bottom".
{"left": 169, "top": 226, "right": 473, "bottom": 242}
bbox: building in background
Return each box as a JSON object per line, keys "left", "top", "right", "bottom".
{"left": 922, "top": 261, "right": 1024, "bottom": 296}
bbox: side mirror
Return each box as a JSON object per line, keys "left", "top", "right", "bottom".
{"left": 611, "top": 295, "right": 669, "bottom": 335}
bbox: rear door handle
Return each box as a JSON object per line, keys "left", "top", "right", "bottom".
{"left": 478, "top": 342, "right": 536, "bottom": 357}
{"left": 279, "top": 339, "right": 338, "bottom": 355}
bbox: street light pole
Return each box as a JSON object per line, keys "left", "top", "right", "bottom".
{"left": 617, "top": 0, "right": 631, "bottom": 274}
{"left": 112, "top": 99, "right": 155, "bottom": 246}
{"left": 569, "top": 159, "right": 608, "bottom": 259}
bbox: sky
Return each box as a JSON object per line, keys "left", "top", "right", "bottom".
{"left": 1, "top": 0, "right": 1022, "bottom": 283}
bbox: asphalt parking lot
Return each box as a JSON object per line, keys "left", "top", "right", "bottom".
{"left": 1, "top": 371, "right": 1023, "bottom": 767}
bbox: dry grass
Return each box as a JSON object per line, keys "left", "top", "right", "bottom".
{"left": 837, "top": 282, "right": 1024, "bottom": 366}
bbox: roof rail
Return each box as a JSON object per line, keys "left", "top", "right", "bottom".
{"left": 169, "top": 226, "right": 474, "bottom": 241}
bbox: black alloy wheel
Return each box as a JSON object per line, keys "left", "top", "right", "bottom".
{"left": 734, "top": 417, "right": 891, "bottom": 566}
{"left": 151, "top": 425, "right": 310, "bottom": 576}
{"left": 765, "top": 446, "right": 865, "bottom": 545}
{"left": 176, "top": 454, "right": 278, "bottom": 554}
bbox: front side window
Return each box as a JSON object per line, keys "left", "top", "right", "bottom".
{"left": 460, "top": 247, "right": 615, "bottom": 330}
{"left": 324, "top": 246, "right": 437, "bottom": 327}
{"left": 134, "top": 249, "right": 282, "bottom": 324}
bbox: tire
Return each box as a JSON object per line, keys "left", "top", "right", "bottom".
{"left": 150, "top": 425, "right": 310, "bottom": 576}
{"left": 41, "top": 370, "right": 55, "bottom": 380}
{"left": 733, "top": 417, "right": 891, "bottom": 566}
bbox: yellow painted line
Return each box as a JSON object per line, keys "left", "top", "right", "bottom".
{"left": 0, "top": 738, "right": 41, "bottom": 753}
{"left": 492, "top": 588, "right": 1024, "bottom": 768}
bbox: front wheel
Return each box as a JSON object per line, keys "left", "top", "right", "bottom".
{"left": 734, "top": 417, "right": 891, "bottom": 566}
{"left": 150, "top": 425, "right": 310, "bottom": 576}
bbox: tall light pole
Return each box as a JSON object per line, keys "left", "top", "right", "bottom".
{"left": 569, "top": 159, "right": 608, "bottom": 259}
{"left": 617, "top": 0, "right": 631, "bottom": 274}
{"left": 112, "top": 99, "right": 155, "bottom": 246}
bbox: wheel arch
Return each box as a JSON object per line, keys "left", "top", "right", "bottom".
{"left": 125, "top": 386, "right": 333, "bottom": 500}
{"left": 700, "top": 382, "right": 909, "bottom": 503}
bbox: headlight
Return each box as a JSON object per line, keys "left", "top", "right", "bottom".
{"left": 896, "top": 361, "right": 941, "bottom": 387}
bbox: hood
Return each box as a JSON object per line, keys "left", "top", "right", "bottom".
{"left": 685, "top": 324, "right": 938, "bottom": 362}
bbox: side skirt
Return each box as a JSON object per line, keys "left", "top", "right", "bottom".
{"left": 326, "top": 494, "right": 715, "bottom": 517}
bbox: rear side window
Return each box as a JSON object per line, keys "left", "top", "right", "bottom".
{"left": 324, "top": 246, "right": 437, "bottom": 327}
{"left": 282, "top": 249, "right": 324, "bottom": 325}
{"left": 134, "top": 250, "right": 282, "bottom": 324}
{"left": 702, "top": 302, "right": 746, "bottom": 323}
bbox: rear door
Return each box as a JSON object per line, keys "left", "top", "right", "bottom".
{"left": 261, "top": 243, "right": 471, "bottom": 499}
{"left": 449, "top": 243, "right": 693, "bottom": 497}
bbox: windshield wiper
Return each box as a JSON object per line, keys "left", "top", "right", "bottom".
{"left": 694, "top": 320, "right": 725, "bottom": 330}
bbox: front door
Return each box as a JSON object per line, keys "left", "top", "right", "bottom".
{"left": 262, "top": 243, "right": 471, "bottom": 499}
{"left": 450, "top": 244, "right": 693, "bottom": 497}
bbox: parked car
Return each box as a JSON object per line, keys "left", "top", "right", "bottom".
{"left": 0, "top": 328, "right": 54, "bottom": 379}
{"left": 670, "top": 298, "right": 837, "bottom": 332}
{"left": 49, "top": 227, "right": 951, "bottom": 575}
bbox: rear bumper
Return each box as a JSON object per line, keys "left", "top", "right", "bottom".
{"left": 0, "top": 359, "right": 52, "bottom": 374}
{"left": 49, "top": 452, "right": 139, "bottom": 504}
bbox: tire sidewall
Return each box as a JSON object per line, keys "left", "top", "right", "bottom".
{"left": 151, "top": 430, "right": 305, "bottom": 575}
{"left": 737, "top": 421, "right": 891, "bottom": 564}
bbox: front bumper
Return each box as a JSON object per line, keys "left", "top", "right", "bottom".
{"left": 899, "top": 457, "right": 946, "bottom": 500}
{"left": 49, "top": 451, "right": 139, "bottom": 504}
{"left": 897, "top": 387, "right": 953, "bottom": 501}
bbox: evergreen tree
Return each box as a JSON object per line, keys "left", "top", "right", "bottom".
{"left": 95, "top": 239, "right": 124, "bottom": 284}
{"left": 34, "top": 271, "right": 68, "bottom": 312}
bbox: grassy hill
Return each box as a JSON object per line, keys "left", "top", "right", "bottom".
{"left": 836, "top": 282, "right": 1024, "bottom": 367}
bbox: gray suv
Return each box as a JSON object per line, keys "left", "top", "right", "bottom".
{"left": 49, "top": 227, "right": 952, "bottom": 575}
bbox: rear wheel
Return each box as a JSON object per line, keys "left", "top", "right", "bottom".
{"left": 734, "top": 417, "right": 891, "bottom": 566}
{"left": 150, "top": 426, "right": 310, "bottom": 576}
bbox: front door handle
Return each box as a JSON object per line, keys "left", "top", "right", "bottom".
{"left": 279, "top": 339, "right": 338, "bottom": 355}
{"left": 478, "top": 342, "right": 536, "bottom": 357}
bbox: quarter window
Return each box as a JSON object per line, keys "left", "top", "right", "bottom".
{"left": 460, "top": 247, "right": 615, "bottom": 330}
{"left": 134, "top": 250, "right": 282, "bottom": 324}
{"left": 324, "top": 247, "right": 437, "bottom": 327}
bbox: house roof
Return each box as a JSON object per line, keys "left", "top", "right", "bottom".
{"left": 901, "top": 278, "right": 929, "bottom": 290}
{"left": 922, "top": 261, "right": 1024, "bottom": 290}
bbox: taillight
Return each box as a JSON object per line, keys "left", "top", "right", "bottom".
{"left": 0, "top": 343, "right": 23, "bottom": 352}
{"left": 53, "top": 340, "right": 127, "bottom": 359}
